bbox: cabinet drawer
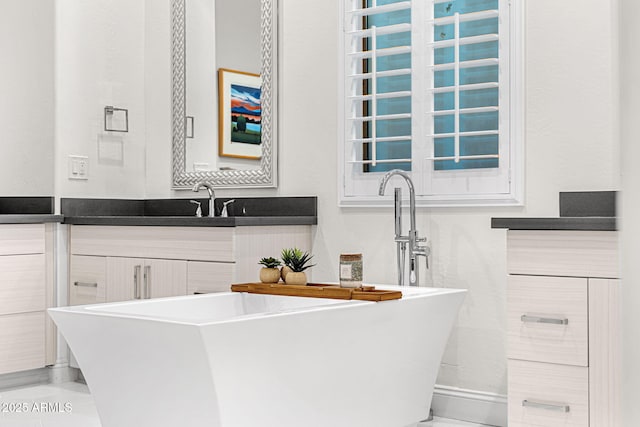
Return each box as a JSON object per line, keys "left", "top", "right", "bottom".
{"left": 507, "top": 230, "right": 618, "bottom": 278}
{"left": 508, "top": 359, "right": 588, "bottom": 427}
{"left": 187, "top": 261, "right": 234, "bottom": 294}
{"left": 70, "top": 226, "right": 235, "bottom": 262}
{"left": 0, "top": 254, "right": 46, "bottom": 315}
{"left": 0, "top": 224, "right": 45, "bottom": 255}
{"left": 508, "top": 275, "right": 588, "bottom": 366}
{"left": 0, "top": 312, "right": 45, "bottom": 375}
{"left": 70, "top": 255, "right": 106, "bottom": 306}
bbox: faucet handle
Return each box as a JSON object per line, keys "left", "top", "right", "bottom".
{"left": 416, "top": 237, "right": 427, "bottom": 243}
{"left": 221, "top": 199, "right": 235, "bottom": 218}
{"left": 189, "top": 200, "right": 202, "bottom": 218}
{"left": 414, "top": 245, "right": 431, "bottom": 269}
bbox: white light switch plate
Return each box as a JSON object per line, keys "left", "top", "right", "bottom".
{"left": 68, "top": 155, "right": 89, "bottom": 180}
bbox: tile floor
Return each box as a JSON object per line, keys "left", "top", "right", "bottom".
{"left": 0, "top": 382, "right": 491, "bottom": 427}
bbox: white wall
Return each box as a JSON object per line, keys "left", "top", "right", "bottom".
{"left": 54, "top": 0, "right": 147, "bottom": 202}
{"left": 0, "top": 0, "right": 55, "bottom": 196}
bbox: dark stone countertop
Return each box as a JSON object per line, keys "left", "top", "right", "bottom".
{"left": 61, "top": 196, "right": 318, "bottom": 227}
{"left": 492, "top": 191, "right": 617, "bottom": 231}
{"left": 0, "top": 214, "right": 64, "bottom": 224}
{"left": 491, "top": 217, "right": 616, "bottom": 231}
{"left": 0, "top": 197, "right": 62, "bottom": 224}
{"left": 63, "top": 215, "right": 316, "bottom": 227}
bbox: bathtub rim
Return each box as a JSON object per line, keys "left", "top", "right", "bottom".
{"left": 49, "top": 285, "right": 467, "bottom": 327}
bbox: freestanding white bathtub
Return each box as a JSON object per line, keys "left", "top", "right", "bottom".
{"left": 49, "top": 286, "right": 466, "bottom": 427}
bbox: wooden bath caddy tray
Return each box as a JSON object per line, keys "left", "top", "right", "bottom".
{"left": 230, "top": 283, "right": 402, "bottom": 302}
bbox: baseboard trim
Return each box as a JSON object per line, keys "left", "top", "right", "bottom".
{"left": 0, "top": 366, "right": 79, "bottom": 392}
{"left": 431, "top": 385, "right": 507, "bottom": 427}
{"left": 0, "top": 368, "right": 50, "bottom": 391}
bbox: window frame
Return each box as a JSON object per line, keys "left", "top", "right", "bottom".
{"left": 338, "top": 0, "right": 524, "bottom": 207}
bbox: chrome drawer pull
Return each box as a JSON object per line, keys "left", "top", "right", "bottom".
{"left": 134, "top": 265, "right": 142, "bottom": 299}
{"left": 522, "top": 399, "right": 570, "bottom": 413}
{"left": 521, "top": 315, "right": 568, "bottom": 325}
{"left": 144, "top": 265, "right": 151, "bottom": 299}
{"left": 74, "top": 281, "right": 98, "bottom": 288}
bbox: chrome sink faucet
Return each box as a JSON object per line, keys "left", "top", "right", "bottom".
{"left": 192, "top": 182, "right": 216, "bottom": 217}
{"left": 378, "top": 169, "right": 430, "bottom": 286}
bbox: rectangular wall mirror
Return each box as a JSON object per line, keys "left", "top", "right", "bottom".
{"left": 171, "top": 0, "right": 277, "bottom": 188}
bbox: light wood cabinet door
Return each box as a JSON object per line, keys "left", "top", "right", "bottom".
{"left": 589, "top": 278, "right": 620, "bottom": 427}
{"left": 144, "top": 258, "right": 187, "bottom": 299}
{"left": 0, "top": 312, "right": 45, "bottom": 375}
{"left": 0, "top": 254, "right": 45, "bottom": 315}
{"left": 106, "top": 257, "right": 187, "bottom": 302}
{"left": 187, "top": 261, "right": 234, "bottom": 294}
{"left": 69, "top": 255, "right": 106, "bottom": 306}
{"left": 106, "top": 257, "right": 142, "bottom": 302}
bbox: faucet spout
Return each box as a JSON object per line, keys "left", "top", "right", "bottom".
{"left": 192, "top": 182, "right": 216, "bottom": 217}
{"left": 378, "top": 169, "right": 416, "bottom": 231}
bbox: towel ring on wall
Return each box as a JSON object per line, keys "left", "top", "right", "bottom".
{"left": 104, "top": 106, "right": 129, "bottom": 132}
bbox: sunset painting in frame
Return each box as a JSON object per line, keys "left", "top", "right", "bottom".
{"left": 218, "top": 68, "right": 262, "bottom": 159}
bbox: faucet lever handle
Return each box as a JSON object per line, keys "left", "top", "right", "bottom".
{"left": 416, "top": 245, "right": 431, "bottom": 269}
{"left": 189, "top": 200, "right": 202, "bottom": 218}
{"left": 221, "top": 199, "right": 235, "bottom": 218}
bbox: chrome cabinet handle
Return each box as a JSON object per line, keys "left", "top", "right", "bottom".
{"left": 74, "top": 281, "right": 98, "bottom": 288}
{"left": 144, "top": 265, "right": 151, "bottom": 299}
{"left": 134, "top": 265, "right": 142, "bottom": 299}
{"left": 521, "top": 315, "right": 568, "bottom": 325}
{"left": 522, "top": 399, "right": 570, "bottom": 413}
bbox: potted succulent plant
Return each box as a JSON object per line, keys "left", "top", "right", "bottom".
{"left": 282, "top": 248, "right": 315, "bottom": 286}
{"left": 258, "top": 257, "right": 282, "bottom": 283}
{"left": 279, "top": 248, "right": 296, "bottom": 281}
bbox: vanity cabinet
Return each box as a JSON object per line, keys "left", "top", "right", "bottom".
{"left": 68, "top": 224, "right": 312, "bottom": 298}
{"left": 506, "top": 230, "right": 619, "bottom": 427}
{"left": 68, "top": 224, "right": 314, "bottom": 370}
{"left": 0, "top": 224, "right": 55, "bottom": 375}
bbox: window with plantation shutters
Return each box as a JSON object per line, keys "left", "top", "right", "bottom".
{"left": 340, "top": 0, "right": 523, "bottom": 207}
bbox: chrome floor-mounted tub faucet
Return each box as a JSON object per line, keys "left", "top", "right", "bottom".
{"left": 379, "top": 169, "right": 430, "bottom": 286}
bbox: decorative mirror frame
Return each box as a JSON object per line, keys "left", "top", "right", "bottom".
{"left": 171, "top": 0, "right": 277, "bottom": 189}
